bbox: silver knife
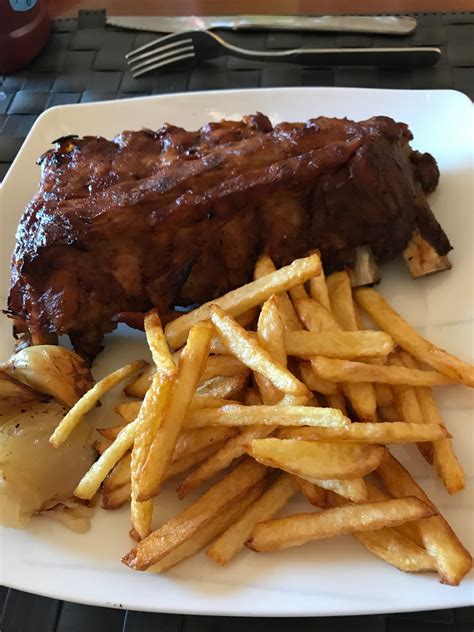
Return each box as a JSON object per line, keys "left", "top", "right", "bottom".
{"left": 106, "top": 15, "right": 417, "bottom": 35}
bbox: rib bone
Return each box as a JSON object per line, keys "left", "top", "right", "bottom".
{"left": 403, "top": 230, "right": 452, "bottom": 278}
{"left": 350, "top": 246, "right": 381, "bottom": 287}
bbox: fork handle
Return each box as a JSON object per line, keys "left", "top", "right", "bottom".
{"left": 294, "top": 47, "right": 440, "bottom": 67}
{"left": 237, "top": 47, "right": 441, "bottom": 67}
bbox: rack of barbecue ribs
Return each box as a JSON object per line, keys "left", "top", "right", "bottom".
{"left": 7, "top": 114, "right": 451, "bottom": 359}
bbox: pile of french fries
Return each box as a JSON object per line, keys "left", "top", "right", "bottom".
{"left": 49, "top": 253, "right": 474, "bottom": 585}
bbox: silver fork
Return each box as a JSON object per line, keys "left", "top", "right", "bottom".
{"left": 126, "top": 30, "right": 440, "bottom": 77}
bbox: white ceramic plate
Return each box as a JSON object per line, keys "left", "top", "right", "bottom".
{"left": 0, "top": 88, "right": 473, "bottom": 616}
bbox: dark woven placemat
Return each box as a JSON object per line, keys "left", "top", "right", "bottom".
{"left": 0, "top": 9, "right": 473, "bottom": 630}
{"left": 0, "top": 9, "right": 473, "bottom": 182}
{"left": 0, "top": 585, "right": 473, "bottom": 631}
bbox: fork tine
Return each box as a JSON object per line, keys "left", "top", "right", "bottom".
{"left": 129, "top": 44, "right": 194, "bottom": 74}
{"left": 127, "top": 38, "right": 193, "bottom": 67}
{"left": 126, "top": 31, "right": 188, "bottom": 60}
{"left": 131, "top": 51, "right": 196, "bottom": 78}
{"left": 131, "top": 52, "right": 196, "bottom": 78}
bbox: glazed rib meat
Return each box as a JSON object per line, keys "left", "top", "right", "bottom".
{"left": 7, "top": 114, "right": 451, "bottom": 358}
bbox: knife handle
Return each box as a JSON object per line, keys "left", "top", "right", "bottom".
{"left": 230, "top": 15, "right": 417, "bottom": 35}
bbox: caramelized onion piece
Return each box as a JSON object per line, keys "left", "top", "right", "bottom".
{"left": 3, "top": 345, "right": 93, "bottom": 408}
{"left": 0, "top": 401, "right": 95, "bottom": 529}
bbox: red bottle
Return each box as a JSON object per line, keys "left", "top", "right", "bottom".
{"left": 0, "top": 0, "right": 51, "bottom": 73}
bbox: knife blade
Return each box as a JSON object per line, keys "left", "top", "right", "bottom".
{"left": 106, "top": 15, "right": 417, "bottom": 35}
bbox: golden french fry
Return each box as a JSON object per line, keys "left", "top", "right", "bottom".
{"left": 253, "top": 254, "right": 303, "bottom": 331}
{"left": 286, "top": 330, "right": 394, "bottom": 360}
{"left": 172, "top": 426, "right": 239, "bottom": 462}
{"left": 165, "top": 254, "right": 321, "bottom": 348}
{"left": 124, "top": 365, "right": 155, "bottom": 398}
{"left": 374, "top": 383, "right": 394, "bottom": 407}
{"left": 310, "top": 357, "right": 454, "bottom": 386}
{"left": 235, "top": 307, "right": 258, "bottom": 328}
{"left": 178, "top": 385, "right": 306, "bottom": 498}
{"left": 247, "top": 496, "right": 435, "bottom": 552}
{"left": 326, "top": 271, "right": 377, "bottom": 421}
{"left": 292, "top": 296, "right": 340, "bottom": 333}
{"left": 209, "top": 334, "right": 254, "bottom": 355}
{"left": 125, "top": 399, "right": 232, "bottom": 466}
{"left": 364, "top": 482, "right": 423, "bottom": 547}
{"left": 255, "top": 295, "right": 287, "bottom": 405}
{"left": 75, "top": 419, "right": 137, "bottom": 499}
{"left": 308, "top": 273, "right": 376, "bottom": 420}
{"left": 416, "top": 387, "right": 465, "bottom": 494}
{"left": 196, "top": 372, "right": 249, "bottom": 400}
{"left": 103, "top": 452, "right": 131, "bottom": 493}
{"left": 102, "top": 441, "right": 231, "bottom": 509}
{"left": 257, "top": 297, "right": 287, "bottom": 367}
{"left": 289, "top": 282, "right": 309, "bottom": 302}
{"left": 97, "top": 423, "right": 128, "bottom": 441}
{"left": 330, "top": 492, "right": 436, "bottom": 573}
{"left": 277, "top": 425, "right": 364, "bottom": 509}
{"left": 144, "top": 309, "right": 176, "bottom": 377}
{"left": 315, "top": 478, "right": 367, "bottom": 503}
{"left": 131, "top": 373, "right": 175, "bottom": 540}
{"left": 50, "top": 360, "right": 146, "bottom": 448}
{"left": 165, "top": 441, "right": 229, "bottom": 481}
{"left": 207, "top": 474, "right": 299, "bottom": 565}
{"left": 131, "top": 312, "right": 177, "bottom": 540}
{"left": 138, "top": 321, "right": 214, "bottom": 501}
{"left": 323, "top": 394, "right": 345, "bottom": 416}
{"left": 302, "top": 266, "right": 376, "bottom": 420}
{"left": 299, "top": 362, "right": 339, "bottom": 395}
{"left": 295, "top": 277, "right": 376, "bottom": 420}
{"left": 252, "top": 253, "right": 273, "bottom": 279}
{"left": 376, "top": 452, "right": 472, "bottom": 585}
{"left": 177, "top": 424, "right": 273, "bottom": 499}
{"left": 95, "top": 440, "right": 111, "bottom": 455}
{"left": 130, "top": 500, "right": 153, "bottom": 542}
{"left": 122, "top": 459, "right": 267, "bottom": 570}
{"left": 247, "top": 439, "right": 386, "bottom": 481}
{"left": 379, "top": 405, "right": 400, "bottom": 422}
{"left": 116, "top": 400, "right": 141, "bottom": 422}
{"left": 184, "top": 404, "right": 350, "bottom": 429}
{"left": 327, "top": 271, "right": 359, "bottom": 331}
{"left": 306, "top": 392, "right": 321, "bottom": 407}
{"left": 102, "top": 483, "right": 131, "bottom": 510}
{"left": 190, "top": 396, "right": 241, "bottom": 409}
{"left": 125, "top": 355, "right": 245, "bottom": 399}
{"left": 101, "top": 439, "right": 231, "bottom": 501}
{"left": 200, "top": 355, "right": 246, "bottom": 382}
{"left": 279, "top": 393, "right": 309, "bottom": 407}
{"left": 210, "top": 306, "right": 309, "bottom": 398}
{"left": 354, "top": 287, "right": 474, "bottom": 387}
{"left": 280, "top": 422, "right": 449, "bottom": 444}
{"left": 209, "top": 336, "right": 229, "bottom": 355}
{"left": 390, "top": 352, "right": 433, "bottom": 464}
{"left": 130, "top": 309, "right": 176, "bottom": 540}
{"left": 149, "top": 481, "right": 265, "bottom": 573}
{"left": 353, "top": 302, "right": 367, "bottom": 330}
{"left": 309, "top": 261, "right": 331, "bottom": 310}
{"left": 342, "top": 382, "right": 377, "bottom": 422}
{"left": 399, "top": 351, "right": 463, "bottom": 487}
{"left": 244, "top": 388, "right": 263, "bottom": 406}
{"left": 296, "top": 477, "right": 327, "bottom": 508}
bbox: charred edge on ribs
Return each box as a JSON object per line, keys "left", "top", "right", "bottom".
{"left": 8, "top": 114, "right": 451, "bottom": 359}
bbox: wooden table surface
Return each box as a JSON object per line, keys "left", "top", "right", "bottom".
{"left": 47, "top": 0, "right": 474, "bottom": 18}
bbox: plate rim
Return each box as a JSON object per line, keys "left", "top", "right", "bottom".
{"left": 2, "top": 573, "right": 473, "bottom": 617}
